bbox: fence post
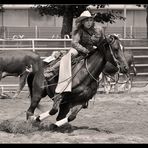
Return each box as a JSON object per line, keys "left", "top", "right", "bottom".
{"left": 32, "top": 39, "right": 35, "bottom": 52}
{"left": 130, "top": 25, "right": 133, "bottom": 38}
{"left": 123, "top": 5, "right": 127, "bottom": 38}
{"left": 35, "top": 26, "right": 38, "bottom": 38}
{"left": 3, "top": 26, "right": 6, "bottom": 39}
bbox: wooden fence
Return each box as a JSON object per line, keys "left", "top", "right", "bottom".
{"left": 0, "top": 26, "right": 147, "bottom": 39}
{"left": 0, "top": 38, "right": 148, "bottom": 91}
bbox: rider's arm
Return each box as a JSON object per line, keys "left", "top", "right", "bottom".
{"left": 71, "top": 32, "right": 89, "bottom": 55}
{"left": 91, "top": 27, "right": 104, "bottom": 46}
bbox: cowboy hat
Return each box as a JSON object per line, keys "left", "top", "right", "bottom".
{"left": 75, "top": 10, "right": 93, "bottom": 24}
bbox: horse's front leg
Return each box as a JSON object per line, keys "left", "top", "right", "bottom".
{"left": 127, "top": 79, "right": 132, "bottom": 92}
{"left": 104, "top": 76, "right": 111, "bottom": 94}
{"left": 125, "top": 73, "right": 132, "bottom": 93}
{"left": 54, "top": 104, "right": 83, "bottom": 127}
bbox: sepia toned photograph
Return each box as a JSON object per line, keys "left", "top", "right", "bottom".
{"left": 0, "top": 4, "right": 148, "bottom": 143}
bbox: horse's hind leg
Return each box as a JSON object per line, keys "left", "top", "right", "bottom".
{"left": 27, "top": 72, "right": 34, "bottom": 98}
{"left": 26, "top": 71, "right": 44, "bottom": 120}
{"left": 26, "top": 96, "right": 42, "bottom": 120}
{"left": 13, "top": 72, "right": 29, "bottom": 98}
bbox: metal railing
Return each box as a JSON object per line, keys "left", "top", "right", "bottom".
{"left": 0, "top": 38, "right": 148, "bottom": 91}
{"left": 0, "top": 26, "right": 147, "bottom": 39}
{"left": 0, "top": 38, "right": 72, "bottom": 51}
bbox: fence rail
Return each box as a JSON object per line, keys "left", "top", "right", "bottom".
{"left": 0, "top": 26, "right": 147, "bottom": 39}
{"left": 0, "top": 38, "right": 148, "bottom": 91}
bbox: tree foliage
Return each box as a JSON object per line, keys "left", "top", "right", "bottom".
{"left": 33, "top": 4, "right": 88, "bottom": 18}
{"left": 136, "top": 4, "right": 148, "bottom": 8}
{"left": 94, "top": 10, "right": 125, "bottom": 24}
{"left": 0, "top": 4, "right": 4, "bottom": 12}
{"left": 33, "top": 4, "right": 125, "bottom": 38}
{"left": 137, "top": 4, "right": 148, "bottom": 38}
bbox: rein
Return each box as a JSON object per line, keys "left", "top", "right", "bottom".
{"left": 84, "top": 37, "right": 121, "bottom": 84}
{"left": 102, "top": 36, "right": 130, "bottom": 85}
{"left": 42, "top": 59, "right": 85, "bottom": 102}
{"left": 43, "top": 58, "right": 85, "bottom": 88}
{"left": 85, "top": 58, "right": 100, "bottom": 83}
{"left": 42, "top": 36, "right": 122, "bottom": 94}
{"left": 108, "top": 42, "right": 120, "bottom": 73}
{"left": 116, "top": 73, "right": 130, "bottom": 84}
{"left": 103, "top": 71, "right": 119, "bottom": 83}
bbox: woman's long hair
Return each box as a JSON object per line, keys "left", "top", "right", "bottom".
{"left": 73, "top": 19, "right": 95, "bottom": 36}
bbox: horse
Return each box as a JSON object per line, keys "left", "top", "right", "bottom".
{"left": 0, "top": 50, "right": 43, "bottom": 98}
{"left": 101, "top": 35, "right": 137, "bottom": 93}
{"left": 26, "top": 34, "right": 129, "bottom": 127}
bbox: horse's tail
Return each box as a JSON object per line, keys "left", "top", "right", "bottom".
{"left": 27, "top": 55, "right": 43, "bottom": 97}
{"left": 27, "top": 56, "right": 45, "bottom": 112}
{"left": 26, "top": 52, "right": 43, "bottom": 89}
{"left": 27, "top": 72, "right": 34, "bottom": 98}
{"left": 31, "top": 54, "right": 43, "bottom": 73}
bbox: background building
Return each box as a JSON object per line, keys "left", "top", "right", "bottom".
{"left": 0, "top": 4, "right": 146, "bottom": 38}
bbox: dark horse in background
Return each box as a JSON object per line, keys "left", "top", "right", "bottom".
{"left": 26, "top": 34, "right": 129, "bottom": 127}
{"left": 102, "top": 35, "right": 137, "bottom": 93}
{"left": 0, "top": 51, "right": 43, "bottom": 98}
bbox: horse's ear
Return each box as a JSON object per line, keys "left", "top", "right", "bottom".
{"left": 118, "top": 34, "right": 122, "bottom": 39}
{"left": 112, "top": 34, "right": 122, "bottom": 40}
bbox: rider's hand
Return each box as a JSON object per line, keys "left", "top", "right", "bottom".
{"left": 91, "top": 34, "right": 100, "bottom": 43}
{"left": 82, "top": 48, "right": 89, "bottom": 55}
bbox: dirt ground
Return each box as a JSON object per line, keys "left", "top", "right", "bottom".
{"left": 1, "top": 86, "right": 148, "bottom": 144}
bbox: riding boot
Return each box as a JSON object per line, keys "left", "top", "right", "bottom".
{"left": 44, "top": 70, "right": 55, "bottom": 81}
{"left": 44, "top": 60, "right": 60, "bottom": 80}
{"left": 49, "top": 93, "right": 63, "bottom": 115}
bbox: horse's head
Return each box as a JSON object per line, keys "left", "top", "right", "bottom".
{"left": 105, "top": 34, "right": 129, "bottom": 74}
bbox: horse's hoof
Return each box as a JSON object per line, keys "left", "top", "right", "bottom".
{"left": 49, "top": 123, "right": 58, "bottom": 131}
{"left": 82, "top": 102, "right": 88, "bottom": 109}
{"left": 35, "top": 116, "right": 41, "bottom": 122}
{"left": 28, "top": 115, "right": 37, "bottom": 122}
{"left": 26, "top": 111, "right": 34, "bottom": 120}
{"left": 49, "top": 108, "right": 58, "bottom": 115}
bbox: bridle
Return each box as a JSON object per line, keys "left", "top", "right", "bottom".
{"left": 102, "top": 35, "right": 122, "bottom": 83}
{"left": 85, "top": 36, "right": 121, "bottom": 83}
{"left": 103, "top": 35, "right": 130, "bottom": 85}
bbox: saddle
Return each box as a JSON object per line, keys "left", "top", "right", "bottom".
{"left": 43, "top": 53, "right": 84, "bottom": 80}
